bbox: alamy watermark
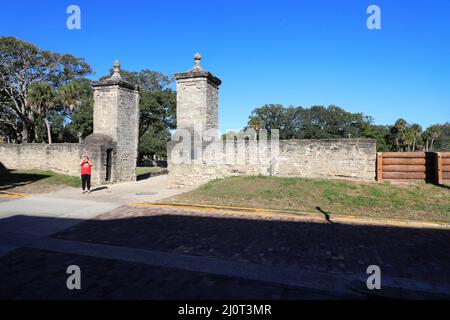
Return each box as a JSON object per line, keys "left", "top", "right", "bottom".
{"left": 66, "top": 5, "right": 81, "bottom": 30}
{"left": 366, "top": 265, "right": 381, "bottom": 290}
{"left": 367, "top": 5, "right": 381, "bottom": 30}
{"left": 66, "top": 265, "right": 81, "bottom": 290}
{"left": 169, "top": 128, "right": 280, "bottom": 169}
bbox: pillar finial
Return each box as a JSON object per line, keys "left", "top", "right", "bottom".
{"left": 192, "top": 53, "right": 203, "bottom": 71}
{"left": 110, "top": 60, "right": 122, "bottom": 80}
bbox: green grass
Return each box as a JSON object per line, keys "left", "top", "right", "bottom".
{"left": 165, "top": 176, "right": 450, "bottom": 223}
{"left": 135, "top": 167, "right": 164, "bottom": 176}
{"left": 0, "top": 169, "right": 80, "bottom": 193}
{"left": 0, "top": 167, "right": 166, "bottom": 194}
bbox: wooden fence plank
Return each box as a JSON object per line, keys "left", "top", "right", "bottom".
{"left": 382, "top": 172, "right": 426, "bottom": 179}
{"left": 382, "top": 158, "right": 426, "bottom": 165}
{"left": 435, "top": 153, "right": 443, "bottom": 185}
{"left": 382, "top": 165, "right": 426, "bottom": 172}
{"left": 381, "top": 152, "right": 426, "bottom": 158}
{"left": 376, "top": 153, "right": 383, "bottom": 182}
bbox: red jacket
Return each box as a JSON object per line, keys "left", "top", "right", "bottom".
{"left": 81, "top": 160, "right": 93, "bottom": 175}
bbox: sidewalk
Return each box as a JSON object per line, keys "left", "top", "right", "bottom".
{"left": 1, "top": 179, "right": 449, "bottom": 299}
{"left": 39, "top": 175, "right": 195, "bottom": 204}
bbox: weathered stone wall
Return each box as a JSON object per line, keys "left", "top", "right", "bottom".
{"left": 0, "top": 143, "right": 84, "bottom": 176}
{"left": 175, "top": 77, "right": 220, "bottom": 134}
{"left": 115, "top": 87, "right": 140, "bottom": 182}
{"left": 277, "top": 139, "right": 376, "bottom": 180}
{"left": 93, "top": 86, "right": 119, "bottom": 139}
{"left": 167, "top": 139, "right": 376, "bottom": 188}
{"left": 92, "top": 63, "right": 140, "bottom": 183}
{"left": 169, "top": 55, "right": 377, "bottom": 188}
{"left": 0, "top": 140, "right": 116, "bottom": 186}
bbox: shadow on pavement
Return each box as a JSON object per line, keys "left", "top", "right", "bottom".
{"left": 0, "top": 209, "right": 449, "bottom": 299}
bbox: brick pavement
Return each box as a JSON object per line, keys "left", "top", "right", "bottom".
{"left": 54, "top": 206, "right": 450, "bottom": 284}
{"left": 1, "top": 204, "right": 450, "bottom": 299}
{"left": 0, "top": 248, "right": 336, "bottom": 300}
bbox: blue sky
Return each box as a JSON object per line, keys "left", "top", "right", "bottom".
{"left": 1, "top": 0, "right": 449, "bottom": 131}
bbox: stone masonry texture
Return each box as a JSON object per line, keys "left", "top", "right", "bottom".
{"left": 167, "top": 138, "right": 376, "bottom": 188}
{"left": 0, "top": 143, "right": 84, "bottom": 176}
{"left": 0, "top": 62, "right": 140, "bottom": 185}
{"left": 168, "top": 55, "right": 376, "bottom": 188}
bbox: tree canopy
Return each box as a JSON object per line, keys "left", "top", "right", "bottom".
{"left": 247, "top": 104, "right": 449, "bottom": 152}
{"left": 0, "top": 36, "right": 92, "bottom": 143}
{"left": 0, "top": 37, "right": 176, "bottom": 162}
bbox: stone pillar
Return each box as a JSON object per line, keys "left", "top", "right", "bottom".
{"left": 173, "top": 53, "right": 222, "bottom": 137}
{"left": 88, "top": 60, "right": 140, "bottom": 183}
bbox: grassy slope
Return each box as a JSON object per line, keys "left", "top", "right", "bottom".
{"left": 165, "top": 176, "right": 450, "bottom": 223}
{"left": 1, "top": 168, "right": 165, "bottom": 194}
{"left": 0, "top": 169, "right": 80, "bottom": 194}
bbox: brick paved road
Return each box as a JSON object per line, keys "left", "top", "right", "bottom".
{"left": 0, "top": 248, "right": 335, "bottom": 300}
{"left": 1, "top": 204, "right": 450, "bottom": 299}
{"left": 54, "top": 206, "right": 450, "bottom": 284}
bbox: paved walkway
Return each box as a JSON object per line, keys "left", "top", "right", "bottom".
{"left": 1, "top": 176, "right": 449, "bottom": 299}
{"left": 39, "top": 175, "right": 194, "bottom": 204}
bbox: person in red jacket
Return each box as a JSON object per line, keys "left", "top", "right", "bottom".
{"left": 80, "top": 154, "right": 93, "bottom": 194}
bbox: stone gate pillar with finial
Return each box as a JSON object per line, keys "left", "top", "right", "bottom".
{"left": 85, "top": 60, "right": 140, "bottom": 184}
{"left": 173, "top": 53, "right": 222, "bottom": 137}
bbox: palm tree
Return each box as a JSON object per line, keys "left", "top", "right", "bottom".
{"left": 393, "top": 118, "right": 407, "bottom": 151}
{"left": 423, "top": 125, "right": 442, "bottom": 151}
{"left": 410, "top": 124, "right": 422, "bottom": 152}
{"left": 59, "top": 81, "right": 92, "bottom": 142}
{"left": 59, "top": 81, "right": 83, "bottom": 113}
{"left": 27, "top": 82, "right": 57, "bottom": 144}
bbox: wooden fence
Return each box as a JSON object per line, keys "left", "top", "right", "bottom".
{"left": 376, "top": 152, "right": 450, "bottom": 184}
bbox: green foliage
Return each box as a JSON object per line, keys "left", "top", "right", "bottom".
{"left": 139, "top": 127, "right": 171, "bottom": 162}
{"left": 0, "top": 36, "right": 92, "bottom": 143}
{"left": 248, "top": 104, "right": 375, "bottom": 140}
{"left": 71, "top": 104, "right": 93, "bottom": 141}
{"left": 247, "top": 104, "right": 449, "bottom": 151}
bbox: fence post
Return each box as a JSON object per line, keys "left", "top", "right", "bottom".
{"left": 376, "top": 152, "right": 383, "bottom": 182}
{"left": 435, "top": 152, "right": 443, "bottom": 185}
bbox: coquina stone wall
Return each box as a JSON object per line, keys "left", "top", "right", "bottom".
{"left": 277, "top": 139, "right": 376, "bottom": 180}
{"left": 0, "top": 143, "right": 84, "bottom": 176}
{"left": 167, "top": 138, "right": 376, "bottom": 188}
{"left": 0, "top": 138, "right": 115, "bottom": 185}
{"left": 0, "top": 60, "right": 140, "bottom": 186}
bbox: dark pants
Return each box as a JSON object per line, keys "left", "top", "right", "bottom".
{"left": 81, "top": 174, "right": 91, "bottom": 191}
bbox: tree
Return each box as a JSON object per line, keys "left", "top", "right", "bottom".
{"left": 71, "top": 104, "right": 94, "bottom": 142}
{"left": 423, "top": 124, "right": 443, "bottom": 152}
{"left": 433, "top": 123, "right": 450, "bottom": 151}
{"left": 247, "top": 104, "right": 289, "bottom": 138}
{"left": 59, "top": 79, "right": 94, "bottom": 142}
{"left": 27, "top": 82, "right": 57, "bottom": 144}
{"left": 245, "top": 105, "right": 449, "bottom": 152}
{"left": 0, "top": 36, "right": 92, "bottom": 143}
{"left": 138, "top": 127, "right": 171, "bottom": 163}
{"left": 410, "top": 123, "right": 422, "bottom": 152}
{"left": 247, "top": 104, "right": 375, "bottom": 140}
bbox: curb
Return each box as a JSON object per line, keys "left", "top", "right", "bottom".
{"left": 127, "top": 202, "right": 450, "bottom": 230}
{"left": 0, "top": 192, "right": 30, "bottom": 199}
